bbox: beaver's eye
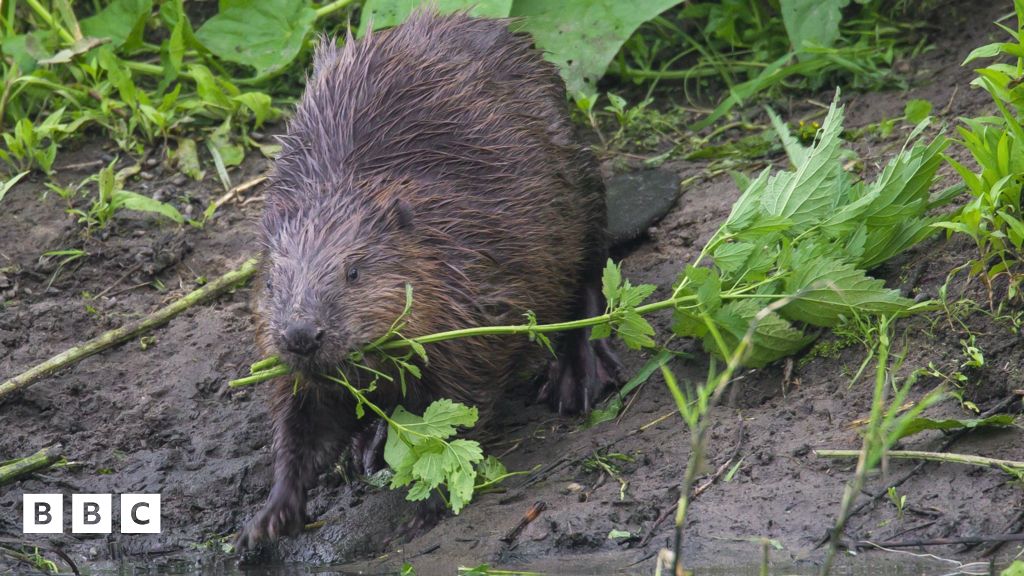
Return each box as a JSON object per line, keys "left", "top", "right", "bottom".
{"left": 347, "top": 267, "right": 359, "bottom": 283}
{"left": 265, "top": 277, "right": 273, "bottom": 292}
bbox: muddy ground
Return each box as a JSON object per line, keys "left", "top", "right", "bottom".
{"left": 2, "top": 1, "right": 1023, "bottom": 574}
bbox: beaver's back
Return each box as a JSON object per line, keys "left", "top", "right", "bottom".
{"left": 271, "top": 10, "right": 606, "bottom": 408}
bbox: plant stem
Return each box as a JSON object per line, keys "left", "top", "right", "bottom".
{"left": 0, "top": 445, "right": 63, "bottom": 486}
{"left": 0, "top": 258, "right": 259, "bottom": 402}
{"left": 229, "top": 365, "right": 291, "bottom": 388}
{"left": 815, "top": 449, "right": 1024, "bottom": 471}
{"left": 23, "top": 0, "right": 75, "bottom": 44}
{"left": 315, "top": 0, "right": 358, "bottom": 19}
{"left": 378, "top": 294, "right": 698, "bottom": 351}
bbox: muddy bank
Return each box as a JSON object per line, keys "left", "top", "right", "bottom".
{"left": 2, "top": 1, "right": 1022, "bottom": 574}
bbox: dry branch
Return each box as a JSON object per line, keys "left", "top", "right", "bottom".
{"left": 0, "top": 445, "right": 63, "bottom": 486}
{"left": 0, "top": 258, "right": 259, "bottom": 402}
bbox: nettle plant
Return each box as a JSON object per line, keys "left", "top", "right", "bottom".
{"left": 235, "top": 91, "right": 958, "bottom": 513}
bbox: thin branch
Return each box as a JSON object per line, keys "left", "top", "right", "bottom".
{"left": 0, "top": 258, "right": 259, "bottom": 402}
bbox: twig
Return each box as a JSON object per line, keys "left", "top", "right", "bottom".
{"left": 839, "top": 393, "right": 1020, "bottom": 525}
{"left": 0, "top": 258, "right": 259, "bottom": 402}
{"left": 0, "top": 445, "right": 63, "bottom": 486}
{"left": 212, "top": 175, "right": 268, "bottom": 211}
{"left": 500, "top": 501, "right": 547, "bottom": 544}
{"left": 856, "top": 533, "right": 1024, "bottom": 549}
{"left": 0, "top": 537, "right": 80, "bottom": 576}
{"left": 815, "top": 449, "right": 1024, "bottom": 472}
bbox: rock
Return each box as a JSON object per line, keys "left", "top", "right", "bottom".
{"left": 172, "top": 174, "right": 187, "bottom": 187}
{"left": 605, "top": 169, "right": 681, "bottom": 245}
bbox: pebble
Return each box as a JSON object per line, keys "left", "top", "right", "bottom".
{"left": 172, "top": 174, "right": 187, "bottom": 187}
{"left": 144, "top": 156, "right": 159, "bottom": 168}
{"left": 251, "top": 131, "right": 264, "bottom": 141}
{"left": 140, "top": 171, "right": 154, "bottom": 181}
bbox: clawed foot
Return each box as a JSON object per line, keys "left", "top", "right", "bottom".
{"left": 350, "top": 419, "right": 388, "bottom": 476}
{"left": 538, "top": 330, "right": 623, "bottom": 414}
{"left": 234, "top": 488, "right": 307, "bottom": 553}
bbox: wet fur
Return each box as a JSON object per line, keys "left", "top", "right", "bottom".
{"left": 238, "top": 10, "right": 611, "bottom": 550}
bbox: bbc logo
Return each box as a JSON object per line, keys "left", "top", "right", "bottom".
{"left": 23, "top": 494, "right": 160, "bottom": 534}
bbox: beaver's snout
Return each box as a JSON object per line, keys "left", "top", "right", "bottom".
{"left": 281, "top": 321, "right": 324, "bottom": 357}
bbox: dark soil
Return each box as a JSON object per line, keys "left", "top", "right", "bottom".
{"left": 2, "top": 2, "right": 1023, "bottom": 574}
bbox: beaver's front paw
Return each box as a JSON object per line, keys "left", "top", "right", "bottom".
{"left": 234, "top": 492, "right": 307, "bottom": 553}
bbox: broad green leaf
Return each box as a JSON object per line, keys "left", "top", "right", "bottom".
{"left": 510, "top": 0, "right": 685, "bottom": 96}
{"left": 360, "top": 0, "right": 512, "bottom": 35}
{"left": 411, "top": 447, "right": 447, "bottom": 489}
{"left": 895, "top": 414, "right": 1015, "bottom": 441}
{"left": 80, "top": 0, "right": 153, "bottom": 50}
{"left": 476, "top": 456, "right": 507, "bottom": 483}
{"left": 758, "top": 93, "right": 846, "bottom": 230}
{"left": 617, "top": 310, "right": 656, "bottom": 349}
{"left": 195, "top": 0, "right": 317, "bottom": 79}
{"left": 783, "top": 253, "right": 912, "bottom": 326}
{"left": 421, "top": 398, "right": 478, "bottom": 437}
{"left": 780, "top": 0, "right": 849, "bottom": 56}
{"left": 904, "top": 99, "right": 933, "bottom": 124}
{"left": 708, "top": 300, "right": 812, "bottom": 368}
{"left": 112, "top": 191, "right": 185, "bottom": 224}
{"left": 172, "top": 138, "right": 205, "bottom": 181}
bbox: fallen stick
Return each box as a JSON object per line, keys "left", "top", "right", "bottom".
{"left": 0, "top": 258, "right": 259, "bottom": 402}
{"left": 815, "top": 449, "right": 1024, "bottom": 472}
{"left": 0, "top": 445, "right": 63, "bottom": 486}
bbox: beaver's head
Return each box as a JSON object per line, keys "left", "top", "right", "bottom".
{"left": 258, "top": 187, "right": 416, "bottom": 376}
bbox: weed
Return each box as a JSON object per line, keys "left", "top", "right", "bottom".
{"left": 936, "top": 0, "right": 1024, "bottom": 300}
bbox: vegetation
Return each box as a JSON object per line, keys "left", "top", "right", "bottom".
{"left": 6, "top": 0, "right": 1024, "bottom": 574}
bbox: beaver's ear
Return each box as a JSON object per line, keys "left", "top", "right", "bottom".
{"left": 385, "top": 197, "right": 414, "bottom": 231}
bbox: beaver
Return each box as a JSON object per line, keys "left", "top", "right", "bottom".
{"left": 236, "top": 10, "right": 622, "bottom": 550}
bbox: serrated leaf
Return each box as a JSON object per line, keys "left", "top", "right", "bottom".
{"left": 783, "top": 253, "right": 913, "bottom": 326}
{"left": 477, "top": 456, "right": 507, "bottom": 483}
{"left": 620, "top": 283, "right": 657, "bottom": 308}
{"left": 708, "top": 300, "right": 813, "bottom": 367}
{"left": 421, "top": 399, "right": 478, "bottom": 438}
{"left": 406, "top": 479, "right": 434, "bottom": 501}
{"left": 602, "top": 259, "right": 621, "bottom": 308}
{"left": 759, "top": 94, "right": 846, "bottom": 230}
{"left": 411, "top": 447, "right": 446, "bottom": 488}
{"left": 617, "top": 310, "right": 656, "bottom": 349}
{"left": 713, "top": 242, "right": 756, "bottom": 275}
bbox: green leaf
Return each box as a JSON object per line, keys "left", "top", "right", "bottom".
{"left": 80, "top": 0, "right": 153, "bottom": 50}
{"left": 608, "top": 529, "right": 633, "bottom": 539}
{"left": 476, "top": 456, "right": 507, "bottom": 483}
{"left": 709, "top": 300, "right": 813, "bottom": 368}
{"left": 1002, "top": 560, "right": 1024, "bottom": 576}
{"left": 601, "top": 258, "right": 621, "bottom": 308}
{"left": 510, "top": 0, "right": 685, "bottom": 96}
{"left": 585, "top": 349, "right": 674, "bottom": 428}
{"left": 233, "top": 92, "right": 276, "bottom": 127}
{"left": 758, "top": 92, "right": 846, "bottom": 231}
{"left": 360, "top": 0, "right": 512, "bottom": 34}
{"left": 904, "top": 99, "right": 933, "bottom": 124}
{"left": 617, "top": 310, "right": 656, "bottom": 349}
{"left": 111, "top": 190, "right": 185, "bottom": 224}
{"left": 172, "top": 138, "right": 205, "bottom": 181}
{"left": 421, "top": 398, "right": 479, "bottom": 437}
{"left": 782, "top": 253, "right": 912, "bottom": 326}
{"left": 195, "top": 0, "right": 318, "bottom": 79}
{"left": 0, "top": 171, "right": 29, "bottom": 204}
{"left": 895, "top": 414, "right": 1015, "bottom": 441}
{"left": 780, "top": 0, "right": 849, "bottom": 56}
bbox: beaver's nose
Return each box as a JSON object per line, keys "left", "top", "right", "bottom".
{"left": 283, "top": 322, "right": 323, "bottom": 356}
